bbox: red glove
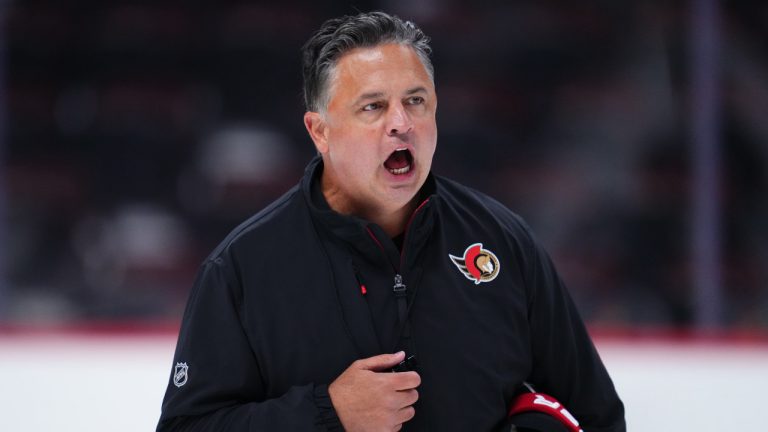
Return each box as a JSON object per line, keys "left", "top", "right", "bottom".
{"left": 508, "top": 392, "right": 583, "bottom": 432}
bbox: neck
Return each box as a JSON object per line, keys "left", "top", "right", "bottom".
{"left": 372, "top": 201, "right": 417, "bottom": 238}
{"left": 321, "top": 176, "right": 418, "bottom": 238}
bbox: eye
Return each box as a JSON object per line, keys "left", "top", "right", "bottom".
{"left": 406, "top": 96, "right": 425, "bottom": 105}
{"left": 362, "top": 102, "right": 383, "bottom": 112}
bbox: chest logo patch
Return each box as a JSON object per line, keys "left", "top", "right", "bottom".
{"left": 449, "top": 243, "right": 500, "bottom": 284}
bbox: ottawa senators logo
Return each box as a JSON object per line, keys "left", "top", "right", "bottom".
{"left": 449, "top": 243, "right": 500, "bottom": 284}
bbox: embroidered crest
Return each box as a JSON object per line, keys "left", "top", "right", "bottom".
{"left": 449, "top": 243, "right": 500, "bottom": 284}
{"left": 173, "top": 362, "right": 189, "bottom": 388}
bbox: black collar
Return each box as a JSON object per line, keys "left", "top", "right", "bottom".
{"left": 300, "top": 155, "right": 438, "bottom": 271}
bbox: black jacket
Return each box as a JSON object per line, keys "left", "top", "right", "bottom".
{"left": 157, "top": 156, "right": 625, "bottom": 431}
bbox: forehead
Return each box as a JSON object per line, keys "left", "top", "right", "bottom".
{"left": 328, "top": 43, "right": 433, "bottom": 101}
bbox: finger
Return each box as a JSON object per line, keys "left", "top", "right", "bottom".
{"left": 395, "top": 405, "right": 416, "bottom": 424}
{"left": 390, "top": 371, "right": 421, "bottom": 390}
{"left": 397, "top": 388, "right": 419, "bottom": 407}
{"left": 390, "top": 389, "right": 418, "bottom": 410}
{"left": 355, "top": 351, "right": 406, "bottom": 371}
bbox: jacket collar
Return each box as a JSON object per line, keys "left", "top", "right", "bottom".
{"left": 300, "top": 155, "right": 437, "bottom": 271}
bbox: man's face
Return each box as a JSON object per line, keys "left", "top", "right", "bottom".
{"left": 306, "top": 43, "right": 437, "bottom": 216}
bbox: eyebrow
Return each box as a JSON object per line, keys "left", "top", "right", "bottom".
{"left": 405, "top": 86, "right": 428, "bottom": 96}
{"left": 354, "top": 92, "right": 385, "bottom": 106}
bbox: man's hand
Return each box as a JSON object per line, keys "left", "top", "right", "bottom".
{"left": 329, "top": 351, "right": 421, "bottom": 432}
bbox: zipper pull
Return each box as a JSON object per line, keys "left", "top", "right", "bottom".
{"left": 353, "top": 266, "right": 367, "bottom": 296}
{"left": 393, "top": 274, "right": 407, "bottom": 298}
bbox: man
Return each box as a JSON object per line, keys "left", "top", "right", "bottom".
{"left": 157, "top": 11, "right": 625, "bottom": 432}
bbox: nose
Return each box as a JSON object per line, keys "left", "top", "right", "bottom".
{"left": 386, "top": 103, "right": 413, "bottom": 136}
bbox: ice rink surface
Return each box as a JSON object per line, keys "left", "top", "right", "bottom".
{"left": 1, "top": 330, "right": 766, "bottom": 431}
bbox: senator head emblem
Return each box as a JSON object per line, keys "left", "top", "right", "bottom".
{"left": 173, "top": 362, "right": 189, "bottom": 388}
{"left": 449, "top": 243, "right": 500, "bottom": 284}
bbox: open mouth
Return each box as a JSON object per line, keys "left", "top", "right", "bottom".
{"left": 384, "top": 149, "right": 413, "bottom": 175}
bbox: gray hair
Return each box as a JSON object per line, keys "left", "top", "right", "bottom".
{"left": 301, "top": 11, "right": 434, "bottom": 113}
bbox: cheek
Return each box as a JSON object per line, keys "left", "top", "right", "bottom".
{"left": 328, "top": 125, "right": 383, "bottom": 173}
{"left": 339, "top": 145, "right": 377, "bottom": 176}
{"left": 419, "top": 123, "right": 438, "bottom": 154}
{"left": 349, "top": 130, "right": 383, "bottom": 164}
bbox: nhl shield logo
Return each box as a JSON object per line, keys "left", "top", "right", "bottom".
{"left": 173, "top": 362, "right": 189, "bottom": 388}
{"left": 449, "top": 243, "right": 500, "bottom": 284}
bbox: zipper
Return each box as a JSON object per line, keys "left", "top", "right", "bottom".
{"left": 363, "top": 199, "right": 430, "bottom": 344}
{"left": 365, "top": 224, "right": 407, "bottom": 296}
{"left": 364, "top": 197, "right": 431, "bottom": 275}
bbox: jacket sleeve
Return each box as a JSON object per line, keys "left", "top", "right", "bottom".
{"left": 156, "top": 255, "right": 343, "bottom": 432}
{"left": 521, "top": 226, "right": 626, "bottom": 432}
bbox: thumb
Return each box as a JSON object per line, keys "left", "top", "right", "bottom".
{"left": 356, "top": 351, "right": 406, "bottom": 372}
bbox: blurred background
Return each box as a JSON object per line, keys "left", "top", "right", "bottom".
{"left": 1, "top": 1, "right": 767, "bottom": 430}
{"left": 2, "top": 0, "right": 766, "bottom": 330}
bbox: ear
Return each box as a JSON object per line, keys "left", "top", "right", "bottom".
{"left": 303, "top": 111, "right": 329, "bottom": 154}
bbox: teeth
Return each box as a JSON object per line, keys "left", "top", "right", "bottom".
{"left": 388, "top": 165, "right": 411, "bottom": 175}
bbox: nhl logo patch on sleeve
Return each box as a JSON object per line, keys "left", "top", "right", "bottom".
{"left": 173, "top": 362, "right": 189, "bottom": 388}
{"left": 449, "top": 243, "right": 500, "bottom": 284}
